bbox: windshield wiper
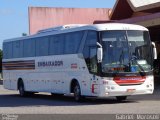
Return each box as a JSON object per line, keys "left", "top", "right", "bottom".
{"left": 119, "top": 50, "right": 124, "bottom": 65}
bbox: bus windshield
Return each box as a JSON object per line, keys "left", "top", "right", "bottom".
{"left": 101, "top": 30, "right": 153, "bottom": 73}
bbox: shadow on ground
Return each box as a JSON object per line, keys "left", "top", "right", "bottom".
{"left": 0, "top": 83, "right": 159, "bottom": 107}
{"left": 0, "top": 93, "right": 140, "bottom": 107}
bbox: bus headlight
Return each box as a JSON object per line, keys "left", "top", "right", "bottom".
{"left": 105, "top": 92, "right": 109, "bottom": 95}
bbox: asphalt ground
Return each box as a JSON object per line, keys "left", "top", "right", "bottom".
{"left": 0, "top": 84, "right": 160, "bottom": 114}
{"left": 0, "top": 79, "right": 159, "bottom": 119}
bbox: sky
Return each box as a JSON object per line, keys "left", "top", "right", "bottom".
{"left": 0, "top": 0, "right": 116, "bottom": 49}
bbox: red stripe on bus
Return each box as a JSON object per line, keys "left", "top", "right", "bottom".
{"left": 114, "top": 76, "right": 146, "bottom": 85}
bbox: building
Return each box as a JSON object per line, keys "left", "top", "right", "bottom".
{"left": 29, "top": 7, "right": 111, "bottom": 35}
{"left": 28, "top": 1, "right": 160, "bottom": 57}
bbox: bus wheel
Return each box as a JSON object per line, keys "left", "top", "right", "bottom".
{"left": 74, "top": 83, "right": 83, "bottom": 102}
{"left": 18, "top": 81, "right": 26, "bottom": 97}
{"left": 116, "top": 96, "right": 127, "bottom": 101}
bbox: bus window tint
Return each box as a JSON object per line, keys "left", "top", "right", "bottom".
{"left": 83, "top": 31, "right": 98, "bottom": 73}
{"left": 83, "top": 31, "right": 97, "bottom": 58}
{"left": 49, "top": 35, "right": 64, "bottom": 55}
{"left": 64, "top": 31, "right": 83, "bottom": 54}
{"left": 12, "top": 40, "right": 23, "bottom": 58}
{"left": 23, "top": 39, "right": 35, "bottom": 57}
{"left": 36, "top": 37, "right": 49, "bottom": 56}
{"left": 3, "top": 42, "right": 13, "bottom": 59}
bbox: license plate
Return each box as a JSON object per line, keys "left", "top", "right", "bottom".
{"left": 127, "top": 89, "right": 136, "bottom": 92}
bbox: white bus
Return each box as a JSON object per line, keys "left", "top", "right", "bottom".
{"left": 2, "top": 23, "right": 157, "bottom": 101}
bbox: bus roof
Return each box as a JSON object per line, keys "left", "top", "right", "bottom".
{"left": 3, "top": 23, "right": 148, "bottom": 42}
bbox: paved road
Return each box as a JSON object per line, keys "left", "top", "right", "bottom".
{"left": 0, "top": 85, "right": 160, "bottom": 114}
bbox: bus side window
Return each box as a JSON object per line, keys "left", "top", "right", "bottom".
{"left": 36, "top": 37, "right": 49, "bottom": 56}
{"left": 23, "top": 39, "right": 36, "bottom": 57}
{"left": 83, "top": 31, "right": 98, "bottom": 73}
{"left": 12, "top": 41, "right": 22, "bottom": 58}
{"left": 49, "top": 35, "right": 64, "bottom": 55}
{"left": 3, "top": 42, "right": 13, "bottom": 59}
{"left": 64, "top": 31, "right": 83, "bottom": 54}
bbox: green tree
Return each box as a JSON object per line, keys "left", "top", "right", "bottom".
{"left": 22, "top": 33, "right": 27, "bottom": 36}
{"left": 0, "top": 49, "right": 2, "bottom": 73}
{"left": 0, "top": 49, "right": 2, "bottom": 59}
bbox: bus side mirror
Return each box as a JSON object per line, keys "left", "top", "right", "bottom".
{"left": 97, "top": 48, "right": 103, "bottom": 63}
{"left": 97, "top": 42, "right": 103, "bottom": 63}
{"left": 152, "top": 42, "right": 157, "bottom": 59}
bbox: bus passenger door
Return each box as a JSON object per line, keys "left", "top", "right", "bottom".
{"left": 81, "top": 46, "right": 98, "bottom": 96}
{"left": 82, "top": 30, "right": 99, "bottom": 95}
{"left": 89, "top": 47, "right": 99, "bottom": 95}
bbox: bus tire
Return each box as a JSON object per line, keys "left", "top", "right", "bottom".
{"left": 27, "top": 92, "right": 35, "bottom": 96}
{"left": 18, "top": 80, "right": 26, "bottom": 97}
{"left": 116, "top": 96, "right": 127, "bottom": 101}
{"left": 74, "top": 82, "right": 83, "bottom": 102}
